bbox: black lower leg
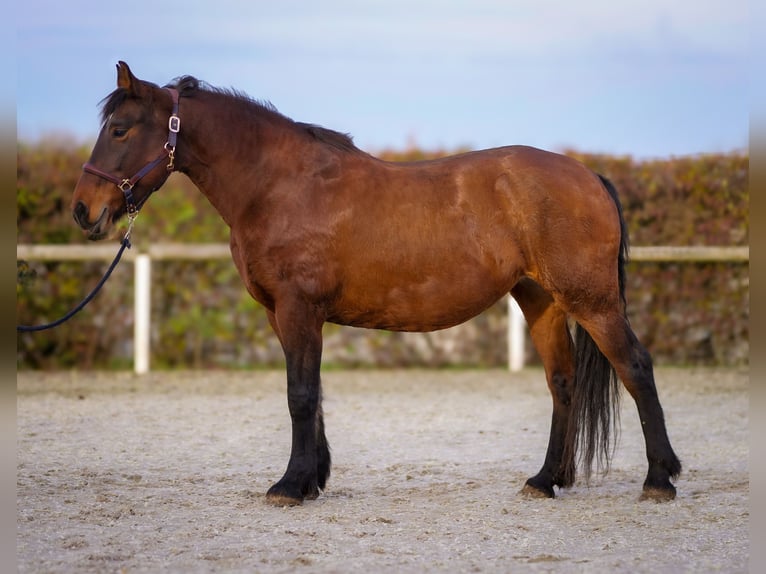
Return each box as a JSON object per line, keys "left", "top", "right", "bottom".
{"left": 523, "top": 373, "right": 573, "bottom": 498}
{"left": 622, "top": 340, "right": 681, "bottom": 500}
{"left": 267, "top": 388, "right": 321, "bottom": 503}
{"left": 266, "top": 315, "right": 327, "bottom": 505}
{"left": 315, "top": 399, "right": 331, "bottom": 491}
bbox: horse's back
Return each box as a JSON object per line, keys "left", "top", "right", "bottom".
{"left": 364, "top": 144, "right": 622, "bottom": 280}
{"left": 319, "top": 145, "right": 620, "bottom": 330}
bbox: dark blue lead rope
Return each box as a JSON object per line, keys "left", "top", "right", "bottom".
{"left": 17, "top": 233, "right": 133, "bottom": 333}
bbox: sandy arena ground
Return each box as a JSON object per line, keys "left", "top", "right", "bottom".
{"left": 17, "top": 368, "right": 748, "bottom": 572}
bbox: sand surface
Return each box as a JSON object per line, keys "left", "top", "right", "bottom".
{"left": 17, "top": 368, "right": 748, "bottom": 572}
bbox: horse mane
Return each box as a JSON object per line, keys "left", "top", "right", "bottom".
{"left": 165, "top": 75, "right": 359, "bottom": 153}
{"left": 295, "top": 123, "right": 358, "bottom": 152}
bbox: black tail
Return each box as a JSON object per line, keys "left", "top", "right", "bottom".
{"left": 560, "top": 175, "right": 629, "bottom": 486}
{"left": 600, "top": 175, "right": 629, "bottom": 312}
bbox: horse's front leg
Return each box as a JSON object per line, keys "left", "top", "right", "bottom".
{"left": 265, "top": 303, "right": 330, "bottom": 506}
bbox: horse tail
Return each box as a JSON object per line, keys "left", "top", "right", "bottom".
{"left": 560, "top": 174, "right": 627, "bottom": 486}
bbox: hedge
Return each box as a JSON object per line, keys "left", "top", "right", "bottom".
{"left": 17, "top": 140, "right": 748, "bottom": 369}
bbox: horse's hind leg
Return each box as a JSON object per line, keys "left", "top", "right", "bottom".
{"left": 576, "top": 311, "right": 682, "bottom": 500}
{"left": 511, "top": 278, "right": 575, "bottom": 498}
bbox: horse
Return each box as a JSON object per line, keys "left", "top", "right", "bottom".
{"left": 72, "top": 62, "right": 681, "bottom": 506}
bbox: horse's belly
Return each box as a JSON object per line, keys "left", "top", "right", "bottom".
{"left": 329, "top": 272, "right": 512, "bottom": 332}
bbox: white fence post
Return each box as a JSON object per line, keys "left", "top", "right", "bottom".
{"left": 508, "top": 296, "right": 525, "bottom": 372}
{"left": 134, "top": 254, "right": 151, "bottom": 375}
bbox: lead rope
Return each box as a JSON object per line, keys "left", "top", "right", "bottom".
{"left": 17, "top": 218, "right": 136, "bottom": 333}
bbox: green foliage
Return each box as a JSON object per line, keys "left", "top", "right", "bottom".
{"left": 17, "top": 138, "right": 92, "bottom": 244}
{"left": 17, "top": 139, "right": 748, "bottom": 369}
{"left": 134, "top": 174, "right": 231, "bottom": 246}
{"left": 562, "top": 151, "right": 749, "bottom": 246}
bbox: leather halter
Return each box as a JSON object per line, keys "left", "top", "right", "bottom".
{"left": 82, "top": 88, "right": 180, "bottom": 218}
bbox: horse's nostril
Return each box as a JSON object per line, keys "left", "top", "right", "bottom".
{"left": 73, "top": 201, "right": 88, "bottom": 226}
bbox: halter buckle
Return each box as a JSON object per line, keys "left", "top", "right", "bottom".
{"left": 118, "top": 179, "right": 133, "bottom": 192}
{"left": 168, "top": 115, "right": 180, "bottom": 133}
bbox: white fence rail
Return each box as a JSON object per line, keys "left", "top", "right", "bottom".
{"left": 17, "top": 244, "right": 749, "bottom": 374}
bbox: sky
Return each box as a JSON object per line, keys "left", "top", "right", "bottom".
{"left": 15, "top": 0, "right": 748, "bottom": 159}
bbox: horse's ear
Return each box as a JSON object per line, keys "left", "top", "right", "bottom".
{"left": 116, "top": 61, "right": 139, "bottom": 94}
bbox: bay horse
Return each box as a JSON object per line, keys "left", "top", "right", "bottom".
{"left": 72, "top": 62, "right": 680, "bottom": 505}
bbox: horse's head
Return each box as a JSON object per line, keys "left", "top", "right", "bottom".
{"left": 72, "top": 61, "right": 179, "bottom": 240}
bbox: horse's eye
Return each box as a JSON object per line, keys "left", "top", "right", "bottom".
{"left": 112, "top": 127, "right": 128, "bottom": 139}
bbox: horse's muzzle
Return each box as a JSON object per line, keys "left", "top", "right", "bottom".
{"left": 73, "top": 201, "right": 110, "bottom": 241}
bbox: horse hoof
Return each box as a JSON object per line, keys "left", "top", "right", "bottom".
{"left": 639, "top": 485, "right": 676, "bottom": 502}
{"left": 266, "top": 481, "right": 306, "bottom": 506}
{"left": 265, "top": 492, "right": 304, "bottom": 507}
{"left": 520, "top": 481, "right": 555, "bottom": 499}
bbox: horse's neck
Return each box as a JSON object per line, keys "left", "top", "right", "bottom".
{"left": 178, "top": 99, "right": 287, "bottom": 227}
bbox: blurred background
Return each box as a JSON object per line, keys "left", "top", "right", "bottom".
{"left": 17, "top": 0, "right": 747, "bottom": 156}
{"left": 16, "top": 0, "right": 748, "bottom": 370}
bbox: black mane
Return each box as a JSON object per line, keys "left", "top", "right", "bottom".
{"left": 295, "top": 122, "right": 358, "bottom": 152}
{"left": 166, "top": 75, "right": 359, "bottom": 153}
{"left": 98, "top": 74, "right": 359, "bottom": 153}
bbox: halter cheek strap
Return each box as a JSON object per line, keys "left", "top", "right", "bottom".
{"left": 82, "top": 88, "right": 180, "bottom": 218}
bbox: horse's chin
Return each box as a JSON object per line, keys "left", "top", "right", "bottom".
{"left": 86, "top": 229, "right": 110, "bottom": 241}
{"left": 82, "top": 205, "right": 114, "bottom": 241}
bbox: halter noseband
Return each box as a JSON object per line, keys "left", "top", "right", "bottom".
{"left": 82, "top": 87, "right": 180, "bottom": 219}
